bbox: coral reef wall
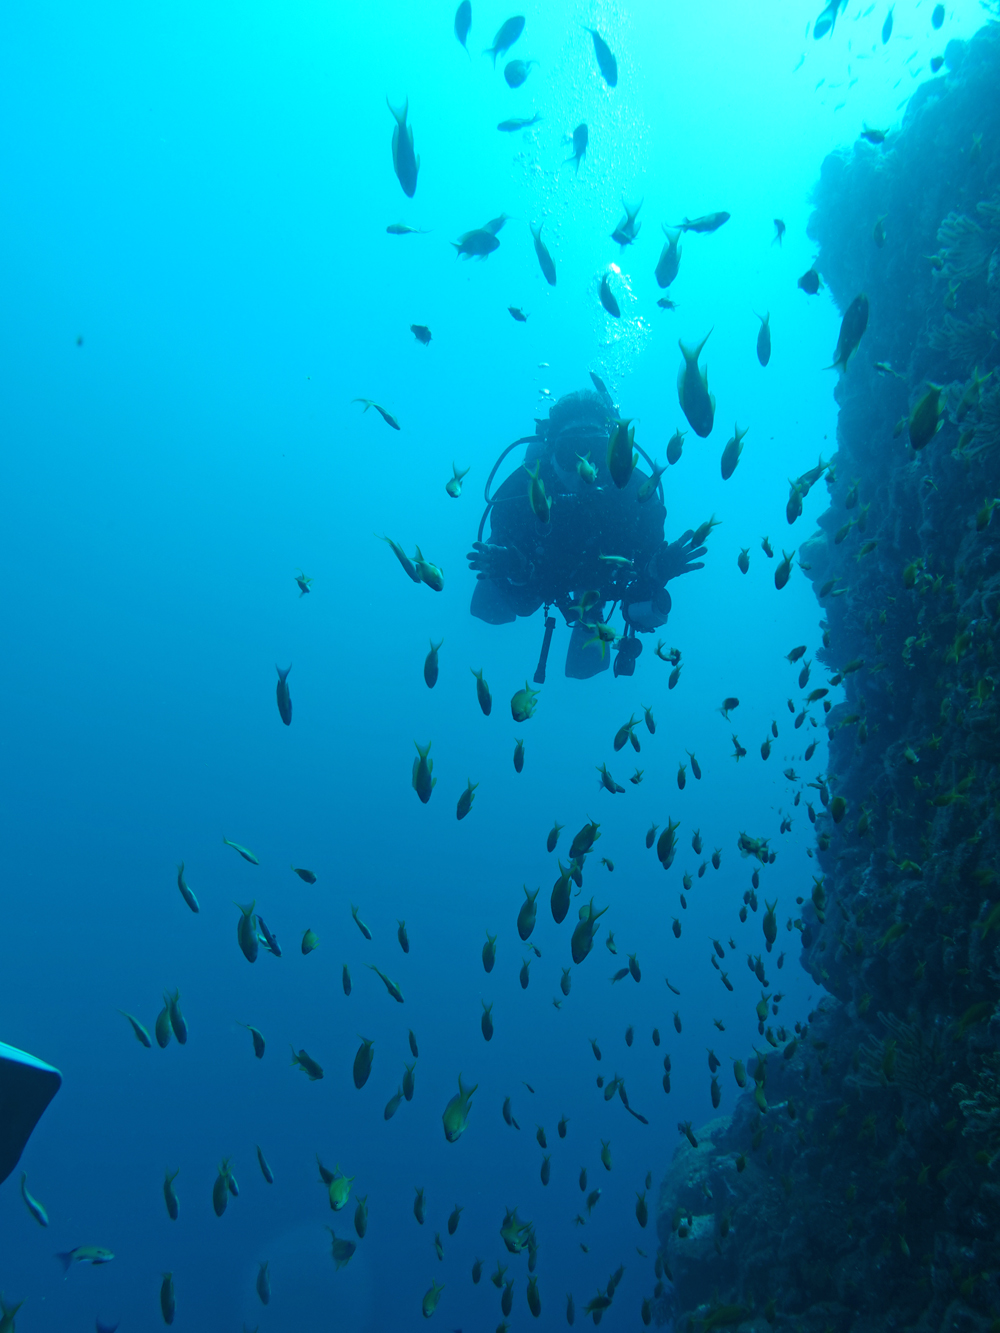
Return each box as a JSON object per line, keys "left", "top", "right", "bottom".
{"left": 657, "top": 21, "right": 1000, "bottom": 1333}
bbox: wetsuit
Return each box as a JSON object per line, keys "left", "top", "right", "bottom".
{"left": 469, "top": 389, "right": 704, "bottom": 677}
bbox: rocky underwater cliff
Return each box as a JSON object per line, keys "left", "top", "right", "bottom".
{"left": 657, "top": 19, "right": 1000, "bottom": 1333}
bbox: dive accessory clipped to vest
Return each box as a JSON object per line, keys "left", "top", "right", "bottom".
{"left": 534, "top": 612, "right": 556, "bottom": 684}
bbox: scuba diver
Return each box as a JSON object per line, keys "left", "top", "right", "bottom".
{"left": 467, "top": 376, "right": 706, "bottom": 680}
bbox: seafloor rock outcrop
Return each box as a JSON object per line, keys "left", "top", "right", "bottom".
{"left": 657, "top": 19, "right": 1000, "bottom": 1332}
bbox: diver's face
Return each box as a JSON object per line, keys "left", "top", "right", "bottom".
{"left": 550, "top": 425, "right": 608, "bottom": 487}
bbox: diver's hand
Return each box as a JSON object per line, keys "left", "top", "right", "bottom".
{"left": 656, "top": 532, "right": 707, "bottom": 582}
{"left": 466, "top": 542, "right": 528, "bottom": 583}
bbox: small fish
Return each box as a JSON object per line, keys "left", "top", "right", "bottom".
{"left": 584, "top": 25, "right": 617, "bottom": 85}
{"left": 56, "top": 1246, "right": 115, "bottom": 1273}
{"left": 160, "top": 1273, "right": 175, "bottom": 1324}
{"left": 398, "top": 920, "right": 410, "bottom": 953}
{"left": 611, "top": 198, "right": 643, "bottom": 248}
{"left": 453, "top": 227, "right": 500, "bottom": 259}
{"left": 119, "top": 1010, "right": 152, "bottom": 1048}
{"left": 235, "top": 902, "right": 258, "bottom": 964}
{"left": 882, "top": 5, "right": 894, "bottom": 44}
{"left": 412, "top": 740, "right": 436, "bottom": 804}
{"left": 485, "top": 15, "right": 525, "bottom": 66}
{"left": 155, "top": 1004, "right": 172, "bottom": 1048}
{"left": 294, "top": 569, "right": 312, "bottom": 596}
{"left": 256, "top": 1261, "right": 270, "bottom": 1306}
{"left": 814, "top": 0, "right": 845, "bottom": 39}
{"left": 301, "top": 927, "right": 319, "bottom": 955}
{"left": 351, "top": 903, "right": 373, "bottom": 940}
{"left": 256, "top": 917, "right": 280, "bottom": 959}
{"left": 290, "top": 864, "right": 316, "bottom": 884}
{"left": 773, "top": 218, "right": 786, "bottom": 245}
{"left": 909, "top": 384, "right": 943, "bottom": 451}
{"left": 424, "top": 638, "right": 443, "bottom": 687}
{"left": 511, "top": 681, "right": 539, "bottom": 721}
{"left": 275, "top": 664, "right": 292, "bottom": 725}
{"left": 410, "top": 323, "right": 432, "bottom": 346}
{"left": 599, "top": 271, "right": 621, "bottom": 318}
{"left": 498, "top": 112, "right": 541, "bottom": 132}
{"left": 378, "top": 533, "right": 420, "bottom": 582}
{"left": 873, "top": 215, "right": 887, "bottom": 247}
{"left": 756, "top": 311, "right": 771, "bottom": 366}
{"left": 666, "top": 428, "right": 685, "bottom": 465}
{"left": 368, "top": 965, "right": 402, "bottom": 1002}
{"left": 353, "top": 1037, "right": 375, "bottom": 1089}
{"left": 327, "top": 1228, "right": 357, "bottom": 1270}
{"left": 290, "top": 1046, "right": 324, "bottom": 1081}
{"left": 239, "top": 1023, "right": 266, "bottom": 1059}
{"left": 720, "top": 423, "right": 748, "bottom": 480}
{"left": 565, "top": 122, "right": 588, "bottom": 171}
{"left": 860, "top": 125, "right": 886, "bottom": 144}
{"left": 677, "top": 332, "right": 716, "bottom": 437}
{"left": 828, "top": 294, "right": 868, "bottom": 372}
{"left": 675, "top": 211, "right": 730, "bottom": 233}
{"left": 454, "top": 0, "right": 472, "bottom": 52}
{"left": 256, "top": 1145, "right": 274, "bottom": 1183}
{"left": 798, "top": 268, "right": 821, "bottom": 295}
{"left": 442, "top": 1074, "right": 478, "bottom": 1143}
{"left": 223, "top": 837, "right": 259, "bottom": 864}
{"left": 386, "top": 97, "right": 419, "bottom": 198}
{"left": 483, "top": 932, "right": 497, "bottom": 972}
{"left": 657, "top": 295, "right": 678, "bottom": 310}
{"left": 504, "top": 57, "right": 538, "bottom": 87}
{"left": 508, "top": 305, "right": 529, "bottom": 321}
{"left": 352, "top": 397, "right": 400, "bottom": 429}
{"left": 471, "top": 667, "right": 493, "bottom": 715}
{"left": 21, "top": 1174, "right": 49, "bottom": 1227}
{"left": 530, "top": 221, "right": 556, "bottom": 286}
{"left": 775, "top": 549, "right": 796, "bottom": 590}
{"left": 386, "top": 222, "right": 428, "bottom": 235}
{"left": 655, "top": 227, "right": 681, "bottom": 287}
{"left": 526, "top": 459, "right": 551, "bottom": 522}
{"left": 167, "top": 989, "right": 188, "bottom": 1043}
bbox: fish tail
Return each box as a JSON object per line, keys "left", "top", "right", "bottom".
{"left": 276, "top": 663, "right": 292, "bottom": 683}
{"left": 56, "top": 1250, "right": 74, "bottom": 1273}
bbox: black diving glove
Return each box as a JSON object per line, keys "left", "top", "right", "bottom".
{"left": 466, "top": 541, "right": 530, "bottom": 584}
{"left": 650, "top": 532, "right": 707, "bottom": 583}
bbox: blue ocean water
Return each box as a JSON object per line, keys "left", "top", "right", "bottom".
{"left": 0, "top": 0, "right": 989, "bottom": 1328}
